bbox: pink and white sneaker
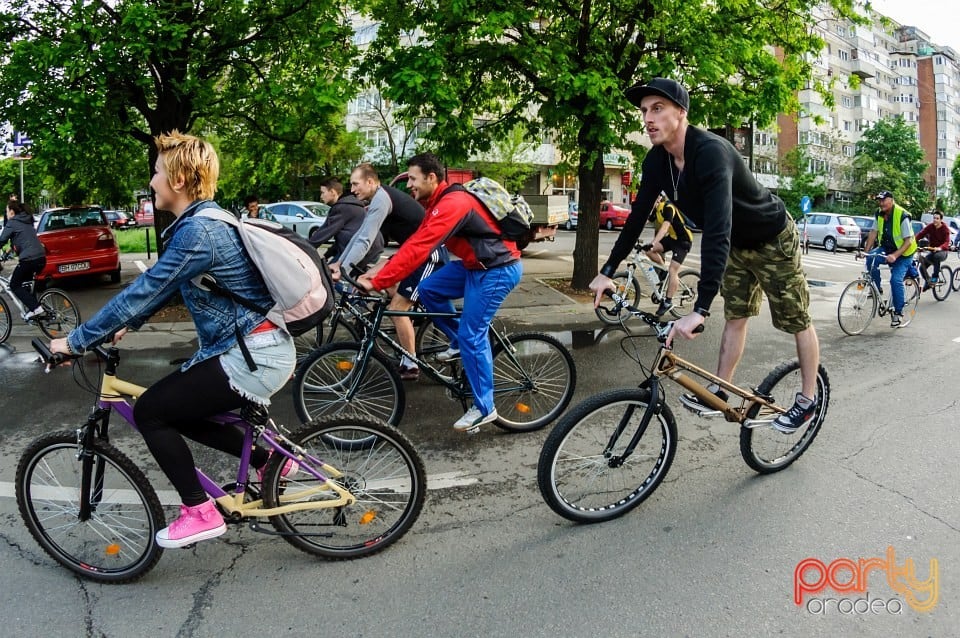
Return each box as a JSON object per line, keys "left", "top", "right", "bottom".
{"left": 155, "top": 499, "right": 227, "bottom": 549}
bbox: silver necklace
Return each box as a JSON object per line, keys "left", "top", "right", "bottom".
{"left": 668, "top": 156, "right": 682, "bottom": 201}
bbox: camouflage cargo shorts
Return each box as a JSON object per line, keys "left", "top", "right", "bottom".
{"left": 720, "top": 216, "right": 812, "bottom": 334}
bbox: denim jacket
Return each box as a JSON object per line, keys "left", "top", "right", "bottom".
{"left": 67, "top": 200, "right": 271, "bottom": 370}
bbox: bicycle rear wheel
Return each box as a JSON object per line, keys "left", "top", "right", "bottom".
{"left": 952, "top": 266, "right": 960, "bottom": 292}
{"left": 15, "top": 431, "right": 164, "bottom": 583}
{"left": 292, "top": 341, "right": 404, "bottom": 427}
{"left": 900, "top": 277, "right": 920, "bottom": 327}
{"left": 537, "top": 388, "right": 677, "bottom": 523}
{"left": 0, "top": 296, "right": 12, "bottom": 344}
{"left": 264, "top": 416, "right": 426, "bottom": 559}
{"left": 37, "top": 288, "right": 81, "bottom": 339}
{"left": 595, "top": 270, "right": 641, "bottom": 325}
{"left": 837, "top": 278, "right": 877, "bottom": 335}
{"left": 491, "top": 332, "right": 576, "bottom": 432}
{"left": 669, "top": 269, "right": 700, "bottom": 318}
{"left": 739, "top": 362, "right": 830, "bottom": 474}
{"left": 932, "top": 265, "right": 952, "bottom": 301}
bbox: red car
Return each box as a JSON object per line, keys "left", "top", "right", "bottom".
{"left": 599, "top": 201, "right": 630, "bottom": 230}
{"left": 37, "top": 206, "right": 121, "bottom": 283}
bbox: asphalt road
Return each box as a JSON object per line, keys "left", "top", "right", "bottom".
{"left": 1, "top": 233, "right": 956, "bottom": 636}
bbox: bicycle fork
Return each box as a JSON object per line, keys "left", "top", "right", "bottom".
{"left": 604, "top": 377, "right": 663, "bottom": 467}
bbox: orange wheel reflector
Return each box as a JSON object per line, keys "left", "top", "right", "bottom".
{"left": 856, "top": 283, "right": 864, "bottom": 290}
{"left": 359, "top": 511, "right": 376, "bottom": 525}
{"left": 336, "top": 361, "right": 354, "bottom": 372}
{"left": 515, "top": 403, "right": 531, "bottom": 413}
{"left": 105, "top": 544, "right": 121, "bottom": 555}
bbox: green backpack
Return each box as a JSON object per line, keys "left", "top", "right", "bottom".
{"left": 461, "top": 176, "right": 534, "bottom": 241}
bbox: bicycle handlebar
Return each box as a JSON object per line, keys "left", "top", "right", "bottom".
{"left": 31, "top": 337, "right": 81, "bottom": 372}
{"left": 602, "top": 289, "right": 704, "bottom": 341}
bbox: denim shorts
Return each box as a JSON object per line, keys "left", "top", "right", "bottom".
{"left": 219, "top": 329, "right": 296, "bottom": 406}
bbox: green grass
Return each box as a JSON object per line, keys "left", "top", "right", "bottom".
{"left": 113, "top": 227, "right": 157, "bottom": 253}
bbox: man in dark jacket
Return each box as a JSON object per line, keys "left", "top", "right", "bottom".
{"left": 1, "top": 200, "right": 47, "bottom": 319}
{"left": 309, "top": 178, "right": 383, "bottom": 273}
{"left": 590, "top": 77, "right": 820, "bottom": 434}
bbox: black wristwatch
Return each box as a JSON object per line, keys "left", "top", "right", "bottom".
{"left": 694, "top": 307, "right": 710, "bottom": 318}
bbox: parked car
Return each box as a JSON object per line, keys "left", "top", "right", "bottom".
{"left": 36, "top": 206, "right": 121, "bottom": 283}
{"left": 135, "top": 199, "right": 154, "bottom": 226}
{"left": 850, "top": 215, "right": 876, "bottom": 250}
{"left": 103, "top": 210, "right": 135, "bottom": 230}
{"left": 599, "top": 201, "right": 630, "bottom": 230}
{"left": 260, "top": 201, "right": 329, "bottom": 239}
{"left": 797, "top": 212, "right": 860, "bottom": 251}
{"left": 565, "top": 201, "right": 578, "bottom": 230}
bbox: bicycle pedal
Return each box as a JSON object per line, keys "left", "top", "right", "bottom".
{"left": 678, "top": 402, "right": 722, "bottom": 418}
{"left": 464, "top": 425, "right": 481, "bottom": 435}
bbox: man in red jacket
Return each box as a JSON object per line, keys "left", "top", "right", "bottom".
{"left": 914, "top": 211, "right": 951, "bottom": 291}
{"left": 357, "top": 153, "right": 523, "bottom": 432}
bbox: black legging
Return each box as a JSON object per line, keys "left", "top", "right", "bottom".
{"left": 133, "top": 355, "right": 270, "bottom": 506}
{"left": 10, "top": 256, "right": 45, "bottom": 312}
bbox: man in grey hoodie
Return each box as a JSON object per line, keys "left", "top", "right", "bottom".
{"left": 0, "top": 200, "right": 47, "bottom": 319}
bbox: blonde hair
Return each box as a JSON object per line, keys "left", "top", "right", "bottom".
{"left": 154, "top": 130, "right": 219, "bottom": 201}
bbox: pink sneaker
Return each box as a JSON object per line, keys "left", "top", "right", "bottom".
{"left": 257, "top": 453, "right": 300, "bottom": 483}
{"left": 155, "top": 500, "right": 227, "bottom": 549}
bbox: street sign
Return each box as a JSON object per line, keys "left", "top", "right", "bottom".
{"left": 13, "top": 131, "right": 32, "bottom": 147}
{"left": 800, "top": 195, "right": 812, "bottom": 213}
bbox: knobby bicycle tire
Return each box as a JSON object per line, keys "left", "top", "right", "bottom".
{"left": 537, "top": 388, "right": 678, "bottom": 523}
{"left": 491, "top": 332, "right": 576, "bottom": 432}
{"left": 263, "top": 416, "right": 426, "bottom": 559}
{"left": 292, "top": 341, "right": 405, "bottom": 427}
{"left": 0, "top": 295, "right": 12, "bottom": 344}
{"left": 37, "top": 288, "right": 81, "bottom": 339}
{"left": 15, "top": 430, "right": 165, "bottom": 583}
{"left": 739, "top": 362, "right": 830, "bottom": 474}
{"left": 595, "top": 270, "right": 642, "bottom": 325}
{"left": 932, "top": 265, "right": 952, "bottom": 301}
{"left": 837, "top": 278, "right": 878, "bottom": 335}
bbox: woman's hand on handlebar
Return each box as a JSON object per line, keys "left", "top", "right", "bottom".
{"left": 666, "top": 312, "right": 705, "bottom": 348}
{"left": 49, "top": 337, "right": 71, "bottom": 356}
{"left": 588, "top": 273, "right": 614, "bottom": 308}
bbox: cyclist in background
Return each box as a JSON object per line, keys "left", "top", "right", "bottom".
{"left": 646, "top": 192, "right": 694, "bottom": 316}
{"left": 914, "top": 211, "right": 951, "bottom": 292}
{"left": 0, "top": 200, "right": 47, "bottom": 320}
{"left": 861, "top": 190, "right": 916, "bottom": 327}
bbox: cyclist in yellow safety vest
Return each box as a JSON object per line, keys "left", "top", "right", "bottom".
{"left": 646, "top": 191, "right": 695, "bottom": 316}
{"left": 862, "top": 190, "right": 916, "bottom": 328}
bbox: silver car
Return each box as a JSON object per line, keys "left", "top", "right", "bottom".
{"left": 260, "top": 201, "right": 329, "bottom": 239}
{"left": 797, "top": 212, "right": 860, "bottom": 251}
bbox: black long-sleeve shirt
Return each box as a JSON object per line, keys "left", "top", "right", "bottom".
{"left": 603, "top": 126, "right": 788, "bottom": 311}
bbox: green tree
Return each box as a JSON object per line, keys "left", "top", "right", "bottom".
{"left": 946, "top": 156, "right": 960, "bottom": 213}
{"left": 854, "top": 117, "right": 931, "bottom": 214}
{"left": 361, "top": 0, "right": 863, "bottom": 288}
{"left": 0, "top": 0, "right": 358, "bottom": 233}
{"left": 467, "top": 125, "right": 537, "bottom": 193}
{"left": 778, "top": 144, "right": 829, "bottom": 217}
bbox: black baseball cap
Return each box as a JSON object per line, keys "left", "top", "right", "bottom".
{"left": 624, "top": 78, "right": 690, "bottom": 111}
{"left": 875, "top": 190, "right": 893, "bottom": 200}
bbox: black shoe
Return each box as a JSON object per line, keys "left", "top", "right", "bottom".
{"left": 773, "top": 393, "right": 817, "bottom": 433}
{"left": 654, "top": 299, "right": 673, "bottom": 317}
{"left": 922, "top": 282, "right": 931, "bottom": 292}
{"left": 890, "top": 312, "right": 903, "bottom": 328}
{"left": 679, "top": 388, "right": 728, "bottom": 413}
{"left": 398, "top": 365, "right": 420, "bottom": 381}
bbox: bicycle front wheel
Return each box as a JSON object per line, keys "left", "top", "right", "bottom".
{"left": 900, "top": 277, "right": 920, "bottom": 327}
{"left": 37, "top": 288, "right": 81, "bottom": 339}
{"left": 837, "top": 278, "right": 877, "bottom": 335}
{"left": 952, "top": 266, "right": 960, "bottom": 292}
{"left": 739, "top": 362, "right": 830, "bottom": 474}
{"left": 264, "top": 416, "right": 426, "bottom": 559}
{"left": 0, "top": 295, "right": 12, "bottom": 344}
{"left": 595, "top": 270, "right": 641, "bottom": 325}
{"left": 491, "top": 332, "right": 576, "bottom": 432}
{"left": 293, "top": 341, "right": 404, "bottom": 427}
{"left": 15, "top": 431, "right": 165, "bottom": 583}
{"left": 537, "top": 388, "right": 677, "bottom": 523}
{"left": 669, "top": 269, "right": 701, "bottom": 318}
{"left": 932, "top": 265, "right": 952, "bottom": 301}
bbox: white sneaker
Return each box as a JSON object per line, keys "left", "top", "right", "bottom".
{"left": 24, "top": 306, "right": 47, "bottom": 320}
{"left": 453, "top": 406, "right": 498, "bottom": 431}
{"left": 436, "top": 347, "right": 461, "bottom": 362}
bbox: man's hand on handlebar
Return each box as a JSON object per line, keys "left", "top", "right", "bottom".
{"left": 666, "top": 312, "right": 705, "bottom": 348}
{"left": 588, "top": 273, "right": 615, "bottom": 308}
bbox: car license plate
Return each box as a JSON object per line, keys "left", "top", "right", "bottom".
{"left": 59, "top": 262, "right": 90, "bottom": 273}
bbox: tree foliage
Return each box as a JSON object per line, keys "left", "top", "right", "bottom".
{"left": 854, "top": 117, "right": 931, "bottom": 214}
{"left": 0, "top": 0, "right": 359, "bottom": 219}
{"left": 360, "top": 0, "right": 863, "bottom": 287}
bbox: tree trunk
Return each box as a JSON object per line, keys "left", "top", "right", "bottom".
{"left": 571, "top": 152, "right": 606, "bottom": 290}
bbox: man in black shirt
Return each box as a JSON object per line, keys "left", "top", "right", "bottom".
{"left": 590, "top": 78, "right": 820, "bottom": 433}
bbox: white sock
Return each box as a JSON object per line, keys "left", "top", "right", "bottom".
{"left": 796, "top": 393, "right": 814, "bottom": 407}
{"left": 400, "top": 355, "right": 417, "bottom": 369}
